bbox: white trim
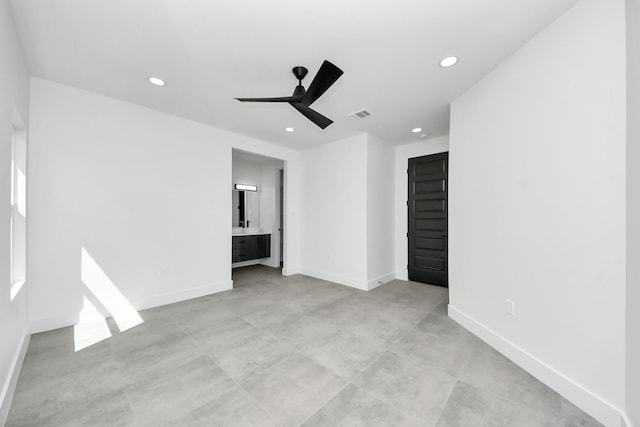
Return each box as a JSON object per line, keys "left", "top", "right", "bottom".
{"left": 0, "top": 327, "right": 30, "bottom": 426}
{"left": 448, "top": 305, "right": 626, "bottom": 427}
{"left": 30, "top": 280, "right": 233, "bottom": 334}
{"left": 367, "top": 272, "right": 396, "bottom": 291}
{"left": 135, "top": 280, "right": 233, "bottom": 311}
{"left": 282, "top": 266, "right": 300, "bottom": 276}
{"left": 298, "top": 267, "right": 368, "bottom": 291}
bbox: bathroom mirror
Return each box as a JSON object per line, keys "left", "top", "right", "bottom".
{"left": 232, "top": 190, "right": 260, "bottom": 228}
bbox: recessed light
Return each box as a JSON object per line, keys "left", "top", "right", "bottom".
{"left": 440, "top": 56, "right": 458, "bottom": 68}
{"left": 285, "top": 127, "right": 294, "bottom": 132}
{"left": 148, "top": 77, "right": 165, "bottom": 86}
{"left": 412, "top": 128, "right": 422, "bottom": 133}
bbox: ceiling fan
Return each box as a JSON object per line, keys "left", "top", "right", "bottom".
{"left": 234, "top": 60, "right": 344, "bottom": 129}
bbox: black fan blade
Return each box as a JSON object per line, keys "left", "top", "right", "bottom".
{"left": 291, "top": 103, "right": 333, "bottom": 129}
{"left": 301, "top": 60, "right": 344, "bottom": 106}
{"left": 235, "top": 95, "right": 303, "bottom": 103}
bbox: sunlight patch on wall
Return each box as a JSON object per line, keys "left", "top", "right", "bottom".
{"left": 10, "top": 280, "right": 25, "bottom": 300}
{"left": 74, "top": 297, "right": 112, "bottom": 351}
{"left": 81, "top": 247, "right": 143, "bottom": 332}
{"left": 16, "top": 167, "right": 26, "bottom": 217}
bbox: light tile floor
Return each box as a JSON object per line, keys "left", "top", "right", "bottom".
{"left": 7, "top": 266, "right": 602, "bottom": 426}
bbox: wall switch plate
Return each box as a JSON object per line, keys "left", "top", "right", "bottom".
{"left": 505, "top": 299, "right": 515, "bottom": 316}
{"left": 159, "top": 267, "right": 168, "bottom": 278}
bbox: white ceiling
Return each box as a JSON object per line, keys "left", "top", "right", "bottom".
{"left": 10, "top": 0, "right": 578, "bottom": 150}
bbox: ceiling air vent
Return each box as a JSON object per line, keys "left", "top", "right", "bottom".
{"left": 348, "top": 109, "right": 372, "bottom": 119}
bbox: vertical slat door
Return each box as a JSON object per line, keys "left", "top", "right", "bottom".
{"left": 408, "top": 153, "right": 448, "bottom": 287}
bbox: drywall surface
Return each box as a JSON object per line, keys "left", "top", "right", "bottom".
{"left": 0, "top": 0, "right": 30, "bottom": 422}
{"left": 626, "top": 0, "right": 640, "bottom": 425}
{"left": 28, "top": 78, "right": 301, "bottom": 331}
{"left": 366, "top": 134, "right": 395, "bottom": 287}
{"left": 449, "top": 0, "right": 626, "bottom": 424}
{"left": 394, "top": 136, "right": 449, "bottom": 281}
{"left": 299, "top": 134, "right": 369, "bottom": 289}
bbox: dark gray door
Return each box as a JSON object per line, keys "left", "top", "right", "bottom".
{"left": 408, "top": 153, "right": 448, "bottom": 287}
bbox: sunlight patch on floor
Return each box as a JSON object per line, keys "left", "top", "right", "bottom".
{"left": 81, "top": 247, "right": 143, "bottom": 332}
{"left": 74, "top": 296, "right": 112, "bottom": 351}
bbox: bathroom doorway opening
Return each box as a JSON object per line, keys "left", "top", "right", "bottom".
{"left": 231, "top": 149, "right": 286, "bottom": 276}
{"left": 278, "top": 169, "right": 284, "bottom": 267}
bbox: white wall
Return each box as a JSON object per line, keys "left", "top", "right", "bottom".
{"left": 366, "top": 134, "right": 395, "bottom": 288}
{"left": 626, "top": 1, "right": 640, "bottom": 425}
{"left": 394, "top": 136, "right": 449, "bottom": 281}
{"left": 448, "top": 0, "right": 626, "bottom": 425}
{"left": 28, "top": 78, "right": 301, "bottom": 332}
{"left": 0, "top": 0, "right": 30, "bottom": 422}
{"left": 298, "top": 133, "right": 395, "bottom": 290}
{"left": 299, "top": 134, "right": 369, "bottom": 289}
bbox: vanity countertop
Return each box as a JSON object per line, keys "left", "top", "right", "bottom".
{"left": 232, "top": 228, "right": 270, "bottom": 236}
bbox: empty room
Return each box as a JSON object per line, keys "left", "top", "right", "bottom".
{"left": 1, "top": 0, "right": 638, "bottom": 426}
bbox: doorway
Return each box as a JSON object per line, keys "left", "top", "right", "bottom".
{"left": 407, "top": 152, "right": 448, "bottom": 287}
{"left": 231, "top": 149, "right": 285, "bottom": 274}
{"left": 278, "top": 169, "right": 284, "bottom": 267}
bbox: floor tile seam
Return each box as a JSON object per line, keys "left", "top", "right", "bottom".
{"left": 406, "top": 302, "right": 446, "bottom": 330}
{"left": 122, "top": 383, "right": 142, "bottom": 422}
{"left": 153, "top": 328, "right": 210, "bottom": 362}
{"left": 237, "top": 351, "right": 307, "bottom": 390}
{"left": 349, "top": 361, "right": 425, "bottom": 424}
{"left": 387, "top": 322, "right": 417, "bottom": 348}
{"left": 429, "top": 377, "right": 460, "bottom": 426}
{"left": 294, "top": 371, "right": 357, "bottom": 427}
{"left": 309, "top": 291, "right": 360, "bottom": 313}
{"left": 310, "top": 322, "right": 389, "bottom": 354}
{"left": 352, "top": 380, "right": 421, "bottom": 422}
{"left": 233, "top": 309, "right": 304, "bottom": 336}
{"left": 385, "top": 347, "right": 464, "bottom": 382}
{"left": 202, "top": 351, "right": 245, "bottom": 390}
{"left": 293, "top": 344, "right": 380, "bottom": 382}
{"left": 175, "top": 315, "right": 255, "bottom": 349}
{"left": 454, "top": 378, "right": 562, "bottom": 421}
{"left": 235, "top": 318, "right": 294, "bottom": 345}
{"left": 127, "top": 364, "right": 240, "bottom": 426}
{"left": 406, "top": 320, "right": 478, "bottom": 349}
{"left": 205, "top": 342, "right": 302, "bottom": 384}
{"left": 391, "top": 304, "right": 443, "bottom": 340}
{"left": 235, "top": 383, "right": 284, "bottom": 427}
{"left": 238, "top": 350, "right": 354, "bottom": 426}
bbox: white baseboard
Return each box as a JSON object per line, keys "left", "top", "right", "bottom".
{"left": 395, "top": 270, "right": 408, "bottom": 281}
{"left": 30, "top": 280, "right": 233, "bottom": 334}
{"left": 0, "top": 327, "right": 30, "bottom": 426}
{"left": 282, "top": 265, "right": 301, "bottom": 276}
{"left": 367, "top": 272, "right": 396, "bottom": 291}
{"left": 448, "top": 305, "right": 626, "bottom": 427}
{"left": 298, "top": 267, "right": 368, "bottom": 291}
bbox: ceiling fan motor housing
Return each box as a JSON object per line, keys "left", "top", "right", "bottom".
{"left": 292, "top": 66, "right": 308, "bottom": 82}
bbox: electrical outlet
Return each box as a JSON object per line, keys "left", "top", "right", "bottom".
{"left": 505, "top": 299, "right": 515, "bottom": 316}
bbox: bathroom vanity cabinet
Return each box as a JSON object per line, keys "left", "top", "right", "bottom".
{"left": 232, "top": 234, "right": 270, "bottom": 262}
